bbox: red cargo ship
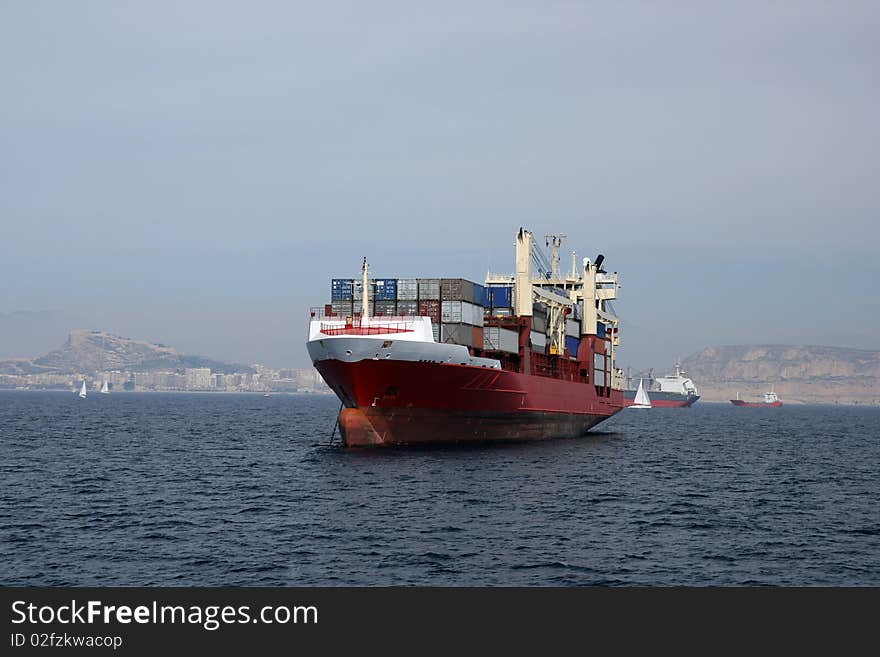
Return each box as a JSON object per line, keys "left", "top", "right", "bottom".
{"left": 730, "top": 390, "right": 783, "bottom": 407}
{"left": 308, "top": 229, "right": 625, "bottom": 447}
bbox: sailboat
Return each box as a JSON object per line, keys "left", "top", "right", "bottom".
{"left": 100, "top": 380, "right": 110, "bottom": 394}
{"left": 630, "top": 378, "right": 652, "bottom": 409}
{"left": 78, "top": 381, "right": 87, "bottom": 399}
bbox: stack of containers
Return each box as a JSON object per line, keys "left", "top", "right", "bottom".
{"left": 352, "top": 280, "right": 375, "bottom": 317}
{"left": 374, "top": 278, "right": 397, "bottom": 316}
{"left": 418, "top": 278, "right": 441, "bottom": 341}
{"left": 530, "top": 303, "right": 548, "bottom": 353}
{"left": 396, "top": 278, "right": 418, "bottom": 316}
{"left": 330, "top": 278, "right": 354, "bottom": 317}
{"left": 440, "top": 278, "right": 484, "bottom": 347}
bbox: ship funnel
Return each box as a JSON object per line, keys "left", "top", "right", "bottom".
{"left": 594, "top": 254, "right": 605, "bottom": 272}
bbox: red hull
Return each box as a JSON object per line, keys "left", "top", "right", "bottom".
{"left": 729, "top": 400, "right": 783, "bottom": 407}
{"left": 316, "top": 359, "right": 624, "bottom": 447}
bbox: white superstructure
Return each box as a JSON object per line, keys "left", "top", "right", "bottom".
{"left": 654, "top": 361, "right": 698, "bottom": 397}
{"left": 307, "top": 312, "right": 501, "bottom": 369}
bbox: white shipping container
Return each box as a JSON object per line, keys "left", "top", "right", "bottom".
{"left": 530, "top": 331, "right": 547, "bottom": 349}
{"left": 441, "top": 301, "right": 484, "bottom": 327}
{"left": 566, "top": 318, "right": 580, "bottom": 337}
{"left": 483, "top": 327, "right": 519, "bottom": 354}
{"left": 431, "top": 324, "right": 440, "bottom": 342}
{"left": 468, "top": 302, "right": 484, "bottom": 327}
{"left": 397, "top": 278, "right": 418, "bottom": 301}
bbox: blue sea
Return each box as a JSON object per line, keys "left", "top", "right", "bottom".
{"left": 1, "top": 391, "right": 878, "bottom": 586}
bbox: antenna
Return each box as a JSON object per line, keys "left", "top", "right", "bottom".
{"left": 544, "top": 234, "right": 566, "bottom": 279}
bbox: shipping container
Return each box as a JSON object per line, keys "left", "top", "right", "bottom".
{"left": 418, "top": 278, "right": 441, "bottom": 300}
{"left": 331, "top": 278, "right": 354, "bottom": 300}
{"left": 441, "top": 322, "right": 478, "bottom": 347}
{"left": 441, "top": 301, "right": 484, "bottom": 326}
{"left": 352, "top": 281, "right": 375, "bottom": 301}
{"left": 374, "top": 299, "right": 397, "bottom": 316}
{"left": 566, "top": 318, "right": 580, "bottom": 338}
{"left": 397, "top": 278, "right": 418, "bottom": 301}
{"left": 473, "top": 283, "right": 486, "bottom": 308}
{"left": 418, "top": 299, "right": 441, "bottom": 322}
{"left": 471, "top": 326, "right": 483, "bottom": 349}
{"left": 396, "top": 300, "right": 418, "bottom": 316}
{"left": 352, "top": 301, "right": 374, "bottom": 317}
{"left": 532, "top": 315, "right": 547, "bottom": 333}
{"left": 483, "top": 327, "right": 519, "bottom": 354}
{"left": 489, "top": 286, "right": 513, "bottom": 309}
{"left": 331, "top": 300, "right": 354, "bottom": 317}
{"left": 374, "top": 278, "right": 398, "bottom": 301}
{"left": 431, "top": 325, "right": 440, "bottom": 342}
{"left": 487, "top": 307, "right": 512, "bottom": 317}
{"left": 530, "top": 331, "right": 547, "bottom": 350}
{"left": 480, "top": 285, "right": 491, "bottom": 308}
{"left": 441, "top": 278, "right": 475, "bottom": 303}
{"left": 565, "top": 336, "right": 580, "bottom": 355}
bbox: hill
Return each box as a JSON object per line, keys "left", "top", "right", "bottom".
{"left": 0, "top": 330, "right": 254, "bottom": 375}
{"left": 682, "top": 345, "right": 880, "bottom": 405}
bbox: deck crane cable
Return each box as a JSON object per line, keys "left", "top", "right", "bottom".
{"left": 530, "top": 242, "right": 552, "bottom": 280}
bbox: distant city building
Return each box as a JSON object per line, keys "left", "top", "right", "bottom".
{"left": 185, "top": 368, "right": 212, "bottom": 390}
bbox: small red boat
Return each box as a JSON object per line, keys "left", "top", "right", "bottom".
{"left": 730, "top": 390, "right": 783, "bottom": 407}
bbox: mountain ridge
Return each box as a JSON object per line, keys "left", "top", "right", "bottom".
{"left": 0, "top": 329, "right": 255, "bottom": 375}
{"left": 681, "top": 344, "right": 880, "bottom": 405}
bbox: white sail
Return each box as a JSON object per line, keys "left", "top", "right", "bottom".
{"left": 100, "top": 380, "right": 109, "bottom": 394}
{"left": 79, "top": 381, "right": 87, "bottom": 398}
{"left": 631, "top": 378, "right": 652, "bottom": 409}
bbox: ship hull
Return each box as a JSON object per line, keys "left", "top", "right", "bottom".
{"left": 316, "top": 358, "right": 624, "bottom": 447}
{"left": 337, "top": 407, "right": 612, "bottom": 447}
{"left": 623, "top": 390, "right": 699, "bottom": 408}
{"left": 730, "top": 400, "right": 783, "bottom": 407}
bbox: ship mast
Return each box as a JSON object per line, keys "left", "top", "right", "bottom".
{"left": 361, "top": 257, "right": 370, "bottom": 320}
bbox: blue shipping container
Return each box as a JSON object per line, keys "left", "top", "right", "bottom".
{"left": 374, "top": 278, "right": 397, "bottom": 301}
{"left": 490, "top": 286, "right": 512, "bottom": 309}
{"left": 331, "top": 278, "right": 354, "bottom": 300}
{"left": 565, "top": 336, "right": 580, "bottom": 355}
{"left": 472, "top": 283, "right": 486, "bottom": 307}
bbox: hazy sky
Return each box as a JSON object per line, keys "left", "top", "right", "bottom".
{"left": 2, "top": 1, "right": 878, "bottom": 369}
